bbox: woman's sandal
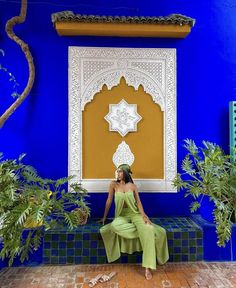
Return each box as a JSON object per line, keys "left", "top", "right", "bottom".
{"left": 88, "top": 273, "right": 103, "bottom": 287}
{"left": 99, "top": 271, "right": 117, "bottom": 283}
{"left": 145, "top": 268, "right": 153, "bottom": 280}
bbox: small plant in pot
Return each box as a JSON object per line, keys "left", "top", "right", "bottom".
{"left": 0, "top": 153, "right": 90, "bottom": 266}
{"left": 173, "top": 139, "right": 236, "bottom": 247}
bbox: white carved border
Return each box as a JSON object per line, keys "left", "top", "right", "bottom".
{"left": 69, "top": 47, "right": 177, "bottom": 192}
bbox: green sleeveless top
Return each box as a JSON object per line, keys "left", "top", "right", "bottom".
{"left": 114, "top": 190, "right": 139, "bottom": 217}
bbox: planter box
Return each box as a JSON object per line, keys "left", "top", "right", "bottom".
{"left": 199, "top": 197, "right": 215, "bottom": 223}
{"left": 191, "top": 215, "right": 236, "bottom": 261}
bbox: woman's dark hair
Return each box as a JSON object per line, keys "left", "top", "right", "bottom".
{"left": 117, "top": 168, "right": 134, "bottom": 183}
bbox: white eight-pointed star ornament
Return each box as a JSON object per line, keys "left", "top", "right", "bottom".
{"left": 104, "top": 99, "right": 142, "bottom": 137}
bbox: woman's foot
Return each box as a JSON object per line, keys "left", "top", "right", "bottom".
{"left": 145, "top": 268, "right": 152, "bottom": 280}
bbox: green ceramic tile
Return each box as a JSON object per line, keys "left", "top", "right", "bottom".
{"left": 173, "top": 255, "right": 181, "bottom": 262}
{"left": 83, "top": 241, "right": 90, "bottom": 248}
{"left": 97, "top": 256, "right": 106, "bottom": 264}
{"left": 67, "top": 241, "right": 74, "bottom": 248}
{"left": 168, "top": 247, "right": 174, "bottom": 253}
{"left": 197, "top": 247, "right": 203, "bottom": 253}
{"left": 181, "top": 247, "right": 189, "bottom": 254}
{"left": 98, "top": 241, "right": 104, "bottom": 248}
{"left": 59, "top": 250, "right": 66, "bottom": 256}
{"left": 59, "top": 234, "right": 67, "bottom": 241}
{"left": 51, "top": 242, "right": 58, "bottom": 249}
{"left": 173, "top": 239, "right": 181, "bottom": 246}
{"left": 197, "top": 230, "right": 202, "bottom": 238}
{"left": 82, "top": 257, "right": 90, "bottom": 264}
{"left": 67, "top": 256, "right": 75, "bottom": 263}
{"left": 90, "top": 249, "right": 97, "bottom": 256}
{"left": 167, "top": 232, "right": 173, "bottom": 239}
{"left": 44, "top": 234, "right": 51, "bottom": 241}
{"left": 75, "top": 249, "right": 82, "bottom": 256}
{"left": 90, "top": 233, "right": 98, "bottom": 240}
{"left": 75, "top": 234, "right": 82, "bottom": 241}
{"left": 189, "top": 239, "right": 196, "bottom": 246}
{"left": 42, "top": 217, "right": 203, "bottom": 264}
{"left": 128, "top": 256, "right": 136, "bottom": 262}
{"left": 51, "top": 257, "right": 59, "bottom": 264}
{"left": 189, "top": 254, "right": 197, "bottom": 261}
{"left": 43, "top": 249, "right": 50, "bottom": 257}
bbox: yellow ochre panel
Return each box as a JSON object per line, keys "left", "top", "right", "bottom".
{"left": 82, "top": 78, "right": 164, "bottom": 179}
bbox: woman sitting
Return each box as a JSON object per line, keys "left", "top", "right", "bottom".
{"left": 99, "top": 164, "right": 169, "bottom": 280}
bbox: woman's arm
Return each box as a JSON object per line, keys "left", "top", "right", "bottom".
{"left": 133, "top": 185, "right": 152, "bottom": 224}
{"left": 99, "top": 181, "right": 115, "bottom": 225}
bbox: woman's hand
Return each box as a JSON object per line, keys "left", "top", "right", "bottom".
{"left": 97, "top": 217, "right": 106, "bottom": 225}
{"left": 142, "top": 214, "right": 152, "bottom": 225}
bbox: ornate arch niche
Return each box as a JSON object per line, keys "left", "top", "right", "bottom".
{"left": 69, "top": 47, "right": 176, "bottom": 192}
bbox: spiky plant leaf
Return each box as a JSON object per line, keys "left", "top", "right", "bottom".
{"left": 190, "top": 201, "right": 201, "bottom": 213}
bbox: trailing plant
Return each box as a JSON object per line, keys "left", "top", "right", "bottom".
{"left": 0, "top": 153, "right": 90, "bottom": 266}
{"left": 173, "top": 139, "right": 236, "bottom": 247}
{"left": 0, "top": 49, "right": 20, "bottom": 98}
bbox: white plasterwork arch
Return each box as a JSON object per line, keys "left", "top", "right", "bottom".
{"left": 81, "top": 69, "right": 165, "bottom": 111}
{"left": 68, "top": 47, "right": 177, "bottom": 192}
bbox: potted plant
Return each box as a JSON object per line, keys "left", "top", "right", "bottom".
{"left": 0, "top": 153, "right": 90, "bottom": 266}
{"left": 173, "top": 139, "right": 236, "bottom": 247}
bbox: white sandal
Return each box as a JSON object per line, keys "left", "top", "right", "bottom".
{"left": 99, "top": 271, "right": 117, "bottom": 283}
{"left": 88, "top": 273, "right": 103, "bottom": 287}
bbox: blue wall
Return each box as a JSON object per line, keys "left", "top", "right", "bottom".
{"left": 1, "top": 0, "right": 236, "bottom": 218}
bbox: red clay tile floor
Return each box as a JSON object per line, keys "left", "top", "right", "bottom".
{"left": 0, "top": 262, "right": 236, "bottom": 288}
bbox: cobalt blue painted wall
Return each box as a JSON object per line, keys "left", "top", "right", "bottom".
{"left": 0, "top": 0, "right": 236, "bottom": 218}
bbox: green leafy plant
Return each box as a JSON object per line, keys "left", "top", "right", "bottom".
{"left": 0, "top": 153, "right": 90, "bottom": 266}
{"left": 173, "top": 139, "right": 236, "bottom": 247}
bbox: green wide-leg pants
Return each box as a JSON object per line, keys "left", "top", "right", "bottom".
{"left": 100, "top": 208, "right": 169, "bottom": 269}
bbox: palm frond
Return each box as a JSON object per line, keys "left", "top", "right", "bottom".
{"left": 15, "top": 206, "right": 32, "bottom": 226}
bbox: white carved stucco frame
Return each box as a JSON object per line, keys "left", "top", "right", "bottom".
{"left": 69, "top": 47, "right": 177, "bottom": 192}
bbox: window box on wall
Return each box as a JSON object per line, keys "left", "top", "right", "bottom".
{"left": 52, "top": 11, "right": 195, "bottom": 38}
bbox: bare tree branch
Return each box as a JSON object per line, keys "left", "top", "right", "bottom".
{"left": 0, "top": 0, "right": 35, "bottom": 128}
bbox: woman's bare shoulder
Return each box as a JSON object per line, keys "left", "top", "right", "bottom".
{"left": 109, "top": 180, "right": 117, "bottom": 188}
{"left": 129, "top": 183, "right": 137, "bottom": 190}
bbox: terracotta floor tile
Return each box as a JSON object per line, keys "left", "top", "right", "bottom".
{"left": 75, "top": 276, "right": 84, "bottom": 283}
{"left": 0, "top": 262, "right": 236, "bottom": 288}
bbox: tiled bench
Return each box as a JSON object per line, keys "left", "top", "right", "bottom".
{"left": 43, "top": 217, "right": 203, "bottom": 264}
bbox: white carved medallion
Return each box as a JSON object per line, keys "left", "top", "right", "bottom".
{"left": 68, "top": 47, "right": 177, "bottom": 192}
{"left": 112, "top": 141, "right": 135, "bottom": 168}
{"left": 104, "top": 99, "right": 142, "bottom": 137}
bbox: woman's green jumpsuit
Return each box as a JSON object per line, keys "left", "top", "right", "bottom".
{"left": 100, "top": 191, "right": 169, "bottom": 269}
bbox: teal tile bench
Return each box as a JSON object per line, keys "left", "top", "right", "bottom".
{"left": 43, "top": 217, "right": 203, "bottom": 264}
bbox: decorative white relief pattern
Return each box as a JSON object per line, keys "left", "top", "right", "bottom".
{"left": 82, "top": 60, "right": 114, "bottom": 85}
{"left": 104, "top": 99, "right": 142, "bottom": 137}
{"left": 68, "top": 47, "right": 176, "bottom": 192}
{"left": 112, "top": 141, "right": 135, "bottom": 168}
{"left": 117, "top": 59, "right": 129, "bottom": 69}
{"left": 81, "top": 70, "right": 165, "bottom": 111}
{"left": 69, "top": 48, "right": 82, "bottom": 178}
{"left": 131, "top": 61, "right": 164, "bottom": 88}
